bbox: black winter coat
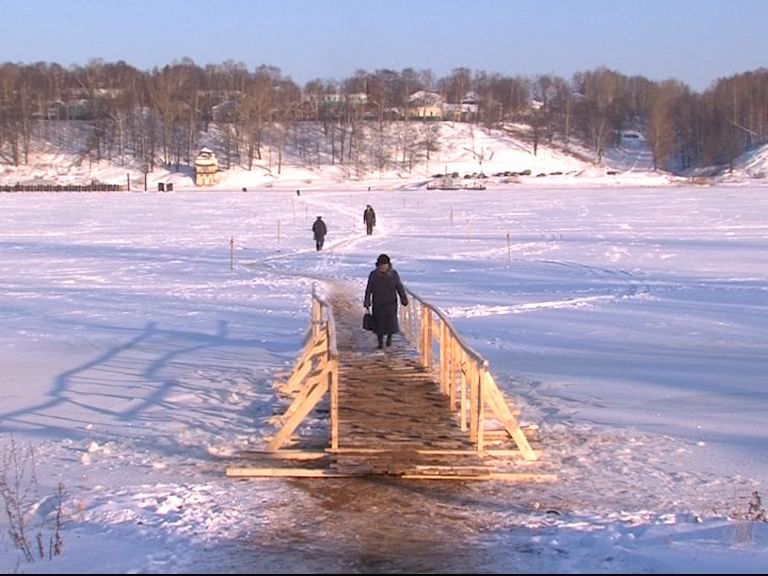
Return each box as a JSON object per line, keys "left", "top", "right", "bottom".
{"left": 364, "top": 268, "right": 408, "bottom": 335}
{"left": 312, "top": 219, "right": 327, "bottom": 240}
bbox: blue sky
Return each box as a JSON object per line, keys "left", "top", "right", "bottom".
{"left": 2, "top": 0, "right": 766, "bottom": 91}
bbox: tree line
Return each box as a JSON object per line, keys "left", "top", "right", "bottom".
{"left": 1, "top": 58, "right": 767, "bottom": 175}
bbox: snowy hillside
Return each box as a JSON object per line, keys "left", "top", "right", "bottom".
{"left": 0, "top": 121, "right": 673, "bottom": 191}
{"left": 730, "top": 142, "right": 768, "bottom": 178}
{"left": 2, "top": 120, "right": 768, "bottom": 190}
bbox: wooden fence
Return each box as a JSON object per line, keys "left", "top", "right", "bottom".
{"left": 400, "top": 288, "right": 537, "bottom": 461}
{"left": 265, "top": 285, "right": 339, "bottom": 452}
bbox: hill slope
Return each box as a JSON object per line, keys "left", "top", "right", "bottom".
{"left": 5, "top": 120, "right": 764, "bottom": 190}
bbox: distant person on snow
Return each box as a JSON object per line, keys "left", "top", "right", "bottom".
{"left": 363, "top": 204, "right": 376, "bottom": 235}
{"left": 364, "top": 253, "right": 408, "bottom": 349}
{"left": 312, "top": 216, "right": 327, "bottom": 251}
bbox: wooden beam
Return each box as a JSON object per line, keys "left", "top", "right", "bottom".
{"left": 266, "top": 374, "right": 329, "bottom": 451}
{"left": 235, "top": 449, "right": 329, "bottom": 460}
{"left": 282, "top": 336, "right": 327, "bottom": 393}
{"left": 277, "top": 369, "right": 324, "bottom": 424}
{"left": 484, "top": 374, "right": 537, "bottom": 461}
{"left": 226, "top": 467, "right": 352, "bottom": 478}
{"left": 478, "top": 366, "right": 486, "bottom": 451}
{"left": 328, "top": 447, "right": 486, "bottom": 456}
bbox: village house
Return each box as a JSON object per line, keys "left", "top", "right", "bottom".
{"left": 407, "top": 90, "right": 444, "bottom": 120}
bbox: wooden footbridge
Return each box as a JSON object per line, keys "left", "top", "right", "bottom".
{"left": 226, "top": 285, "right": 555, "bottom": 482}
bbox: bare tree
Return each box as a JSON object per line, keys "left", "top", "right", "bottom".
{"left": 439, "top": 67, "right": 472, "bottom": 105}
{"left": 551, "top": 76, "right": 574, "bottom": 150}
{"left": 240, "top": 70, "right": 274, "bottom": 169}
{"left": 646, "top": 80, "right": 684, "bottom": 170}
{"left": 573, "top": 68, "right": 623, "bottom": 164}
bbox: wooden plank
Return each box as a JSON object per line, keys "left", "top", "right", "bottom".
{"left": 227, "top": 466, "right": 556, "bottom": 481}
{"left": 478, "top": 366, "right": 486, "bottom": 451}
{"left": 236, "top": 450, "right": 329, "bottom": 460}
{"left": 439, "top": 321, "right": 447, "bottom": 394}
{"left": 330, "top": 359, "right": 339, "bottom": 450}
{"left": 469, "top": 362, "right": 478, "bottom": 442}
{"left": 226, "top": 467, "right": 353, "bottom": 478}
{"left": 328, "top": 447, "right": 482, "bottom": 455}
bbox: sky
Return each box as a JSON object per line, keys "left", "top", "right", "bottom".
{"left": 2, "top": 0, "right": 767, "bottom": 91}
{"left": 0, "top": 127, "right": 767, "bottom": 572}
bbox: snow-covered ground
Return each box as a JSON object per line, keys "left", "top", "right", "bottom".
{"left": 1, "top": 182, "right": 767, "bottom": 573}
{"left": 1, "top": 126, "right": 767, "bottom": 573}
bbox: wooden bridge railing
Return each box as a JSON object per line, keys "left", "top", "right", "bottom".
{"left": 400, "top": 289, "right": 537, "bottom": 461}
{"left": 265, "top": 285, "right": 339, "bottom": 451}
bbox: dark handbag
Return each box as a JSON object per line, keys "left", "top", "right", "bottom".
{"left": 363, "top": 312, "right": 376, "bottom": 331}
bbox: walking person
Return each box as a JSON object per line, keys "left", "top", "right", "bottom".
{"left": 312, "top": 216, "right": 327, "bottom": 251}
{"left": 364, "top": 254, "right": 408, "bottom": 349}
{"left": 363, "top": 204, "right": 376, "bottom": 235}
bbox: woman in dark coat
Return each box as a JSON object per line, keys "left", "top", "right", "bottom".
{"left": 364, "top": 253, "right": 408, "bottom": 349}
{"left": 363, "top": 204, "right": 376, "bottom": 235}
{"left": 312, "top": 216, "right": 327, "bottom": 251}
